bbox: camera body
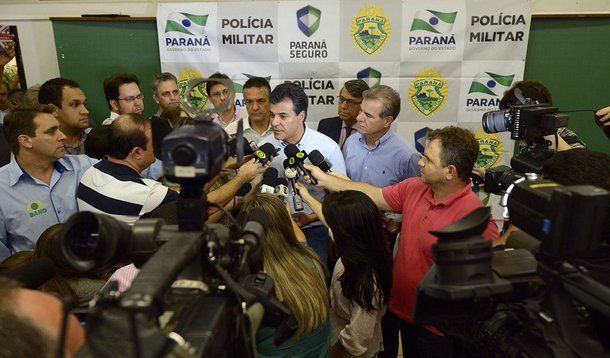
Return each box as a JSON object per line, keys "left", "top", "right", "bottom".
{"left": 483, "top": 102, "right": 568, "bottom": 140}
{"left": 414, "top": 180, "right": 610, "bottom": 356}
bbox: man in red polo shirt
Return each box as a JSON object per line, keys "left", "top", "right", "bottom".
{"left": 304, "top": 126, "right": 498, "bottom": 357}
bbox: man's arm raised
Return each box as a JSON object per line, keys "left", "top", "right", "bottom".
{"left": 206, "top": 159, "right": 262, "bottom": 207}
{"left": 304, "top": 163, "right": 392, "bottom": 211}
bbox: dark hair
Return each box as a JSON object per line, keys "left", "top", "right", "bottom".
{"left": 543, "top": 148, "right": 610, "bottom": 191}
{"left": 38, "top": 78, "right": 81, "bottom": 108}
{"left": 205, "top": 72, "right": 232, "bottom": 97}
{"left": 427, "top": 126, "right": 479, "bottom": 182}
{"left": 343, "top": 79, "right": 369, "bottom": 99}
{"left": 84, "top": 125, "right": 111, "bottom": 159}
{"left": 322, "top": 191, "right": 392, "bottom": 311}
{"left": 0, "top": 80, "right": 9, "bottom": 91}
{"left": 270, "top": 82, "right": 308, "bottom": 121}
{"left": 362, "top": 85, "right": 400, "bottom": 120}
{"left": 243, "top": 76, "right": 271, "bottom": 96}
{"left": 103, "top": 72, "right": 140, "bottom": 109}
{"left": 151, "top": 72, "right": 177, "bottom": 95}
{"left": 107, "top": 113, "right": 149, "bottom": 160}
{"left": 499, "top": 80, "right": 552, "bottom": 110}
{"left": 3, "top": 104, "right": 55, "bottom": 155}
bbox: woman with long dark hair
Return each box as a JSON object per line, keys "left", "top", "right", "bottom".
{"left": 299, "top": 187, "right": 392, "bottom": 357}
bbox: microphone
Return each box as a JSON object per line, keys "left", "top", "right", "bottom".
{"left": 284, "top": 144, "right": 317, "bottom": 185}
{"left": 254, "top": 142, "right": 277, "bottom": 165}
{"left": 228, "top": 136, "right": 255, "bottom": 156}
{"left": 283, "top": 159, "right": 304, "bottom": 211}
{"left": 4, "top": 257, "right": 57, "bottom": 289}
{"left": 241, "top": 208, "right": 269, "bottom": 273}
{"left": 308, "top": 149, "right": 332, "bottom": 172}
{"left": 259, "top": 167, "right": 278, "bottom": 194}
{"left": 274, "top": 178, "right": 289, "bottom": 201}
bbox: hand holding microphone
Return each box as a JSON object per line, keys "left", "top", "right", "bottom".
{"left": 284, "top": 144, "right": 317, "bottom": 185}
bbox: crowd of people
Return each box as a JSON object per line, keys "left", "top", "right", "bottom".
{"left": 1, "top": 34, "right": 610, "bottom": 358}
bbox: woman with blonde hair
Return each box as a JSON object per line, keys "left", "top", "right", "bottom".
{"left": 238, "top": 193, "right": 331, "bottom": 358}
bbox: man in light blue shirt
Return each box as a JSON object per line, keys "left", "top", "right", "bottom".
{"left": 259, "top": 82, "right": 346, "bottom": 264}
{"left": 0, "top": 104, "right": 96, "bottom": 261}
{"left": 343, "top": 85, "right": 420, "bottom": 188}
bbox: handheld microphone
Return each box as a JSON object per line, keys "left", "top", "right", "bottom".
{"left": 259, "top": 167, "right": 278, "bottom": 194}
{"left": 283, "top": 159, "right": 304, "bottom": 211}
{"left": 254, "top": 143, "right": 277, "bottom": 165}
{"left": 4, "top": 257, "right": 57, "bottom": 289}
{"left": 284, "top": 144, "right": 317, "bottom": 185}
{"left": 236, "top": 182, "right": 252, "bottom": 197}
{"left": 274, "top": 178, "right": 289, "bottom": 201}
{"left": 308, "top": 149, "right": 332, "bottom": 172}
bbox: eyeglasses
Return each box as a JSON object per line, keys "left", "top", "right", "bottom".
{"left": 338, "top": 96, "right": 362, "bottom": 107}
{"left": 117, "top": 94, "right": 144, "bottom": 103}
{"left": 211, "top": 89, "right": 229, "bottom": 98}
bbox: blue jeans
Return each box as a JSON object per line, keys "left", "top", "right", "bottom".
{"left": 302, "top": 225, "right": 329, "bottom": 265}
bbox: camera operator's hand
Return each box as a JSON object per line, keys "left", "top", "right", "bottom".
{"left": 596, "top": 106, "right": 610, "bottom": 126}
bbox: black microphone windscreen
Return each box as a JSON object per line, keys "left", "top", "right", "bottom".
{"left": 259, "top": 142, "right": 276, "bottom": 156}
{"left": 243, "top": 140, "right": 254, "bottom": 155}
{"left": 284, "top": 144, "right": 300, "bottom": 158}
{"left": 236, "top": 182, "right": 252, "bottom": 197}
{"left": 248, "top": 208, "right": 269, "bottom": 233}
{"left": 277, "top": 177, "right": 289, "bottom": 187}
{"left": 4, "top": 257, "right": 57, "bottom": 289}
{"left": 261, "top": 167, "right": 279, "bottom": 187}
{"left": 308, "top": 150, "right": 324, "bottom": 165}
{"left": 283, "top": 158, "right": 291, "bottom": 169}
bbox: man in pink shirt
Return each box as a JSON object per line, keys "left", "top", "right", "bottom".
{"left": 304, "top": 126, "right": 498, "bottom": 357}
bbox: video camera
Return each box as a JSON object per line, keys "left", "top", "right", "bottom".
{"left": 59, "top": 80, "right": 297, "bottom": 358}
{"left": 413, "top": 178, "right": 610, "bottom": 356}
{"left": 482, "top": 88, "right": 569, "bottom": 175}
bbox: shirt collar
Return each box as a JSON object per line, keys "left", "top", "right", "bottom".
{"left": 8, "top": 156, "right": 72, "bottom": 186}
{"left": 357, "top": 128, "right": 394, "bottom": 150}
{"left": 279, "top": 125, "right": 310, "bottom": 149}
{"left": 424, "top": 179, "right": 474, "bottom": 207}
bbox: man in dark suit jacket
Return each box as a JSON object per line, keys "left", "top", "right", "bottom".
{"left": 317, "top": 79, "right": 369, "bottom": 148}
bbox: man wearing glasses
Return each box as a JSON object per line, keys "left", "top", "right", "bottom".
{"left": 205, "top": 72, "right": 247, "bottom": 129}
{"left": 317, "top": 79, "right": 369, "bottom": 149}
{"left": 101, "top": 72, "right": 161, "bottom": 180}
{"left": 151, "top": 72, "right": 179, "bottom": 117}
{"left": 102, "top": 72, "right": 145, "bottom": 125}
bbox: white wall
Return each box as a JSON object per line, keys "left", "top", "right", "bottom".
{"left": 1, "top": 0, "right": 609, "bottom": 86}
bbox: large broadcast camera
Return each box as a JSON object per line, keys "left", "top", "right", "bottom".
{"left": 482, "top": 88, "right": 568, "bottom": 176}
{"left": 413, "top": 178, "right": 610, "bottom": 356}
{"left": 59, "top": 78, "right": 297, "bottom": 358}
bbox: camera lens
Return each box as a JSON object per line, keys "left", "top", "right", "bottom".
{"left": 65, "top": 223, "right": 101, "bottom": 261}
{"left": 172, "top": 144, "right": 196, "bottom": 166}
{"left": 482, "top": 109, "right": 512, "bottom": 133}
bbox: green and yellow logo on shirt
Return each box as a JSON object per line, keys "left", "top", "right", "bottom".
{"left": 27, "top": 201, "right": 47, "bottom": 218}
